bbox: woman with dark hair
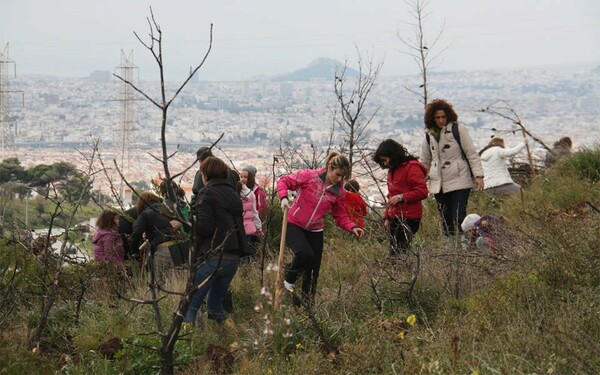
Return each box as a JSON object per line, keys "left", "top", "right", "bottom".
{"left": 130, "top": 192, "right": 163, "bottom": 255}
{"left": 420, "top": 99, "right": 485, "bottom": 238}
{"left": 374, "top": 139, "right": 428, "bottom": 255}
{"left": 277, "top": 152, "right": 364, "bottom": 301}
{"left": 479, "top": 137, "right": 527, "bottom": 194}
{"left": 93, "top": 209, "right": 125, "bottom": 265}
{"left": 191, "top": 146, "right": 240, "bottom": 205}
{"left": 185, "top": 156, "right": 248, "bottom": 326}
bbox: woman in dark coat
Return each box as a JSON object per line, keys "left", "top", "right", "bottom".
{"left": 185, "top": 157, "right": 248, "bottom": 325}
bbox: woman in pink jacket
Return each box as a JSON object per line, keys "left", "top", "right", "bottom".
{"left": 277, "top": 152, "right": 364, "bottom": 300}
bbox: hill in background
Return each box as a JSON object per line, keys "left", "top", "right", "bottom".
{"left": 271, "top": 57, "right": 360, "bottom": 81}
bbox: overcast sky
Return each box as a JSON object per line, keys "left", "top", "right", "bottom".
{"left": 1, "top": 0, "right": 598, "bottom": 81}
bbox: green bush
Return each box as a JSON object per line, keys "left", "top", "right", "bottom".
{"left": 559, "top": 145, "right": 600, "bottom": 182}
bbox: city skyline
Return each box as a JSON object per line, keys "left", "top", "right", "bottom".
{"left": 1, "top": 0, "right": 599, "bottom": 81}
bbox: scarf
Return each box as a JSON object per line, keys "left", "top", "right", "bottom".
{"left": 429, "top": 127, "right": 441, "bottom": 142}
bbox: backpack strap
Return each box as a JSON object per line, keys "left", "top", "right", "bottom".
{"left": 451, "top": 122, "right": 474, "bottom": 177}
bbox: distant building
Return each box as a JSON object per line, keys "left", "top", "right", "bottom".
{"left": 89, "top": 70, "right": 111, "bottom": 83}
{"left": 280, "top": 83, "right": 294, "bottom": 97}
{"left": 41, "top": 93, "right": 59, "bottom": 105}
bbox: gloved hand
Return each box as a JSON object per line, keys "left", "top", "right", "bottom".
{"left": 280, "top": 197, "right": 291, "bottom": 211}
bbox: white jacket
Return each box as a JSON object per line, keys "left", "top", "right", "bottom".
{"left": 480, "top": 143, "right": 526, "bottom": 188}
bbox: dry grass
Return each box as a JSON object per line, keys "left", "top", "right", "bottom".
{"left": 1, "top": 149, "right": 599, "bottom": 374}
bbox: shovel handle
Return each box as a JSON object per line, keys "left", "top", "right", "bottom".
{"left": 274, "top": 207, "right": 289, "bottom": 310}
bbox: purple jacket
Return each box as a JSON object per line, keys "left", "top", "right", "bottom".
{"left": 92, "top": 228, "right": 125, "bottom": 265}
{"left": 277, "top": 168, "right": 357, "bottom": 232}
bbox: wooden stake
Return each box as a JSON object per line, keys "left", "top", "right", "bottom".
{"left": 274, "top": 207, "right": 289, "bottom": 310}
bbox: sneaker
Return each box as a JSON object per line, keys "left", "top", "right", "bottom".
{"left": 283, "top": 280, "right": 295, "bottom": 293}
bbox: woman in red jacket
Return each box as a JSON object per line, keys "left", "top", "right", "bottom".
{"left": 374, "top": 139, "right": 428, "bottom": 256}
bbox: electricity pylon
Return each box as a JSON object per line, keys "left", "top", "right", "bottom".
{"left": 114, "top": 49, "right": 138, "bottom": 202}
{"left": 0, "top": 43, "right": 23, "bottom": 154}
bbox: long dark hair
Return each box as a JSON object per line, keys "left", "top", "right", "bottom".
{"left": 373, "top": 139, "right": 418, "bottom": 169}
{"left": 242, "top": 169, "right": 256, "bottom": 190}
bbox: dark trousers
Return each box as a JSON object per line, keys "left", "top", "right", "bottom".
{"left": 434, "top": 188, "right": 470, "bottom": 236}
{"left": 389, "top": 218, "right": 421, "bottom": 255}
{"left": 284, "top": 223, "right": 324, "bottom": 299}
{"left": 240, "top": 235, "right": 260, "bottom": 265}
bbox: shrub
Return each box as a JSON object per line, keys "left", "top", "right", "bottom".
{"left": 560, "top": 145, "right": 600, "bottom": 183}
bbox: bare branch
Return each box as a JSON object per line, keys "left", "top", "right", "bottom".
{"left": 113, "top": 73, "right": 161, "bottom": 108}
{"left": 166, "top": 24, "right": 214, "bottom": 107}
{"left": 397, "top": 0, "right": 448, "bottom": 107}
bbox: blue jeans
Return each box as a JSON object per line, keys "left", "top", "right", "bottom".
{"left": 185, "top": 257, "right": 239, "bottom": 323}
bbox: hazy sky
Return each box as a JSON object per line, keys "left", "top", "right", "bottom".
{"left": 1, "top": 0, "right": 598, "bottom": 81}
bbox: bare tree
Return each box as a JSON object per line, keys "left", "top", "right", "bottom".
{"left": 333, "top": 51, "right": 383, "bottom": 178}
{"left": 397, "top": 0, "right": 449, "bottom": 107}
{"left": 112, "top": 7, "right": 213, "bottom": 374}
{"left": 478, "top": 100, "right": 553, "bottom": 177}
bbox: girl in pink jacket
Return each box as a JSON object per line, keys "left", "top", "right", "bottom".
{"left": 277, "top": 152, "right": 364, "bottom": 301}
{"left": 92, "top": 210, "right": 125, "bottom": 266}
{"left": 239, "top": 181, "right": 262, "bottom": 263}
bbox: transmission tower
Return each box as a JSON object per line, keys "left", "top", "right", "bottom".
{"left": 0, "top": 43, "right": 23, "bottom": 155}
{"left": 114, "top": 50, "right": 138, "bottom": 201}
